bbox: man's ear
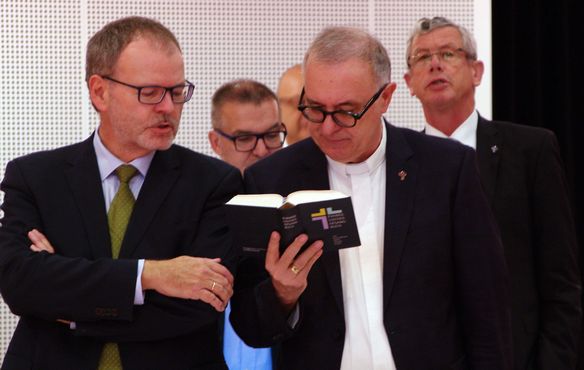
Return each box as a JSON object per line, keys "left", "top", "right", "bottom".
{"left": 379, "top": 82, "right": 397, "bottom": 111}
{"left": 208, "top": 130, "right": 222, "bottom": 156}
{"left": 471, "top": 60, "right": 484, "bottom": 87}
{"left": 403, "top": 72, "right": 415, "bottom": 96}
{"left": 88, "top": 75, "right": 108, "bottom": 112}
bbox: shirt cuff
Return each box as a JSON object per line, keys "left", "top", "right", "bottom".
{"left": 134, "top": 259, "right": 145, "bottom": 305}
{"left": 287, "top": 303, "right": 300, "bottom": 328}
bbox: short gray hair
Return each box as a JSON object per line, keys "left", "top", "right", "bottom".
{"left": 303, "top": 26, "right": 391, "bottom": 86}
{"left": 211, "top": 79, "right": 278, "bottom": 129}
{"left": 405, "top": 17, "right": 477, "bottom": 68}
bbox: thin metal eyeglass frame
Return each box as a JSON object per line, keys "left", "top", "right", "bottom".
{"left": 407, "top": 48, "right": 468, "bottom": 69}
{"left": 214, "top": 124, "right": 288, "bottom": 152}
{"left": 102, "top": 76, "right": 195, "bottom": 104}
{"left": 297, "top": 83, "right": 389, "bottom": 128}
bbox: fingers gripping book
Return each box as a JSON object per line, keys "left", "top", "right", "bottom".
{"left": 225, "top": 190, "right": 361, "bottom": 255}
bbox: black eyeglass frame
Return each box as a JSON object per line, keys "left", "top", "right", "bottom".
{"left": 102, "top": 76, "right": 195, "bottom": 104}
{"left": 214, "top": 124, "right": 288, "bottom": 152}
{"left": 297, "top": 83, "right": 388, "bottom": 128}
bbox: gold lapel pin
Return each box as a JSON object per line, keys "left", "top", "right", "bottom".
{"left": 398, "top": 170, "right": 407, "bottom": 181}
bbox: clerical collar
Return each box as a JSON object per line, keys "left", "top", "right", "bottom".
{"left": 425, "top": 110, "right": 478, "bottom": 149}
{"left": 327, "top": 120, "right": 387, "bottom": 176}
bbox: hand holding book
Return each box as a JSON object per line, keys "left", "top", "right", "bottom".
{"left": 264, "top": 231, "right": 323, "bottom": 313}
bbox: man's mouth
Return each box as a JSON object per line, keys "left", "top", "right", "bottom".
{"left": 428, "top": 78, "right": 448, "bottom": 87}
{"left": 154, "top": 119, "right": 175, "bottom": 129}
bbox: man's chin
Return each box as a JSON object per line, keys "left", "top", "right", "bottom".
{"left": 144, "top": 136, "right": 175, "bottom": 152}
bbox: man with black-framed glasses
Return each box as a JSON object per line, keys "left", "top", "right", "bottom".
{"left": 208, "top": 79, "right": 286, "bottom": 174}
{"left": 0, "top": 16, "right": 241, "bottom": 370}
{"left": 231, "top": 26, "right": 512, "bottom": 370}
{"left": 207, "top": 79, "right": 284, "bottom": 370}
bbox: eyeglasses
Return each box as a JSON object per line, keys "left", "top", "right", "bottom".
{"left": 102, "top": 76, "right": 195, "bottom": 104}
{"left": 297, "top": 84, "right": 388, "bottom": 128}
{"left": 214, "top": 125, "right": 287, "bottom": 152}
{"left": 407, "top": 48, "right": 468, "bottom": 69}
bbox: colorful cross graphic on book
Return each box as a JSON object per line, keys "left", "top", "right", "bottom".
{"left": 311, "top": 207, "right": 342, "bottom": 230}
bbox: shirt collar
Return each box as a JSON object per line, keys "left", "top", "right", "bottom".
{"left": 327, "top": 120, "right": 387, "bottom": 176}
{"left": 425, "top": 110, "right": 478, "bottom": 149}
{"left": 93, "top": 130, "right": 155, "bottom": 181}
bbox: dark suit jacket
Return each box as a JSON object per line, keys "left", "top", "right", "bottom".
{"left": 231, "top": 122, "right": 513, "bottom": 370}
{"left": 0, "top": 136, "right": 242, "bottom": 370}
{"left": 476, "top": 117, "right": 581, "bottom": 370}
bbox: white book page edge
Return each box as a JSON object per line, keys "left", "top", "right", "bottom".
{"left": 226, "top": 194, "right": 284, "bottom": 208}
{"left": 286, "top": 190, "right": 348, "bottom": 205}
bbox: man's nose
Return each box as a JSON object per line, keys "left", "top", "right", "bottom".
{"left": 154, "top": 91, "right": 175, "bottom": 113}
{"left": 320, "top": 114, "right": 341, "bottom": 136}
{"left": 429, "top": 54, "right": 444, "bottom": 71}
{"left": 252, "top": 137, "right": 269, "bottom": 157}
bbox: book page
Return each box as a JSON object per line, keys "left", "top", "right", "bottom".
{"left": 285, "top": 190, "right": 348, "bottom": 206}
{"left": 226, "top": 194, "right": 284, "bottom": 208}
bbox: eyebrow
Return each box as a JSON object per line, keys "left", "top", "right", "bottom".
{"left": 305, "top": 96, "right": 357, "bottom": 109}
{"left": 413, "top": 43, "right": 460, "bottom": 54}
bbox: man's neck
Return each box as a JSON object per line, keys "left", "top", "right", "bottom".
{"left": 423, "top": 102, "right": 475, "bottom": 136}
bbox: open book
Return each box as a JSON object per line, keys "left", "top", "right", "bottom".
{"left": 225, "top": 190, "right": 360, "bottom": 255}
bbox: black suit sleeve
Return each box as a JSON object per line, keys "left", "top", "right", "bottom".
{"left": 0, "top": 156, "right": 243, "bottom": 343}
{"left": 453, "top": 147, "right": 513, "bottom": 369}
{"left": 74, "top": 166, "right": 244, "bottom": 343}
{"left": 532, "top": 132, "right": 581, "bottom": 368}
{"left": 229, "top": 168, "right": 297, "bottom": 348}
{"left": 0, "top": 159, "right": 137, "bottom": 322}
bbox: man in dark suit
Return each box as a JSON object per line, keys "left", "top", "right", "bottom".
{"left": 230, "top": 26, "right": 512, "bottom": 370}
{"left": 0, "top": 17, "right": 240, "bottom": 370}
{"left": 404, "top": 16, "right": 581, "bottom": 369}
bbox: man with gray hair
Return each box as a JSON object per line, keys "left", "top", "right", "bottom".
{"left": 0, "top": 16, "right": 240, "bottom": 369}
{"left": 404, "top": 16, "right": 581, "bottom": 370}
{"left": 231, "top": 26, "right": 512, "bottom": 369}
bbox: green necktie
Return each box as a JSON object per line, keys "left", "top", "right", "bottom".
{"left": 98, "top": 164, "right": 137, "bottom": 370}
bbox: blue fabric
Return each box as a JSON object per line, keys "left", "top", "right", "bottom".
{"left": 223, "top": 303, "right": 272, "bottom": 370}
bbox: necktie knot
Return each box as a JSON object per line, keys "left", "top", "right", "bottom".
{"left": 115, "top": 164, "right": 137, "bottom": 184}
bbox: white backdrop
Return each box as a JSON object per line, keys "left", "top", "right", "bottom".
{"left": 0, "top": 0, "right": 490, "bottom": 362}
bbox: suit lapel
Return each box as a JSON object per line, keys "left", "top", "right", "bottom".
{"left": 65, "top": 136, "right": 111, "bottom": 259}
{"left": 476, "top": 116, "right": 500, "bottom": 206}
{"left": 120, "top": 148, "right": 180, "bottom": 258}
{"left": 383, "top": 122, "right": 416, "bottom": 312}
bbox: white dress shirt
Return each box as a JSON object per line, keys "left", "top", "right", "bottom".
{"left": 425, "top": 110, "right": 478, "bottom": 149}
{"left": 327, "top": 123, "right": 397, "bottom": 370}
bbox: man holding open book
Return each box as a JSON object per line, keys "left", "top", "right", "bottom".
{"left": 230, "top": 26, "right": 512, "bottom": 370}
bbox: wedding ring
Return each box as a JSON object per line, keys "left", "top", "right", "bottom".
{"left": 211, "top": 281, "right": 217, "bottom": 291}
{"left": 290, "top": 264, "right": 300, "bottom": 274}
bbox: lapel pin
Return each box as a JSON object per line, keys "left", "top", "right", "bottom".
{"left": 398, "top": 170, "right": 407, "bottom": 181}
{"left": 491, "top": 145, "right": 499, "bottom": 154}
